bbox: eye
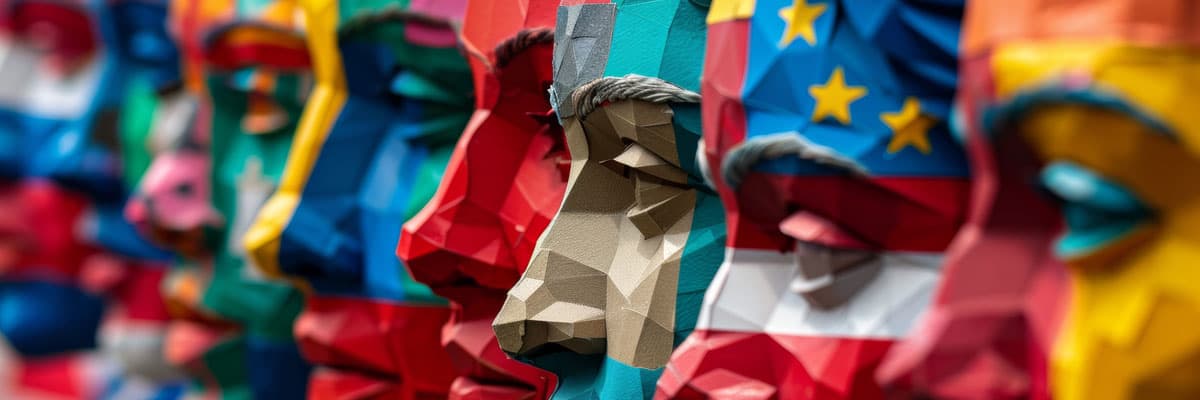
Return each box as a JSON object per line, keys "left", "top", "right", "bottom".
{"left": 528, "top": 108, "right": 570, "bottom": 181}
{"left": 1038, "top": 161, "right": 1155, "bottom": 260}
{"left": 1039, "top": 161, "right": 1147, "bottom": 215}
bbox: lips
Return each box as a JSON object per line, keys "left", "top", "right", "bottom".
{"left": 780, "top": 210, "right": 875, "bottom": 251}
{"left": 162, "top": 319, "right": 239, "bottom": 372}
{"left": 292, "top": 295, "right": 457, "bottom": 397}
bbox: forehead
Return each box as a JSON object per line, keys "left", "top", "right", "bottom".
{"left": 967, "top": 0, "right": 1200, "bottom": 154}
{"left": 460, "top": 0, "right": 556, "bottom": 62}
{"left": 552, "top": 0, "right": 707, "bottom": 117}
{"left": 335, "top": 0, "right": 463, "bottom": 45}
{"left": 726, "top": 0, "right": 967, "bottom": 178}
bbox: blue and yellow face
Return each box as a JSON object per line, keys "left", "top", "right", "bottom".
{"left": 249, "top": 1, "right": 472, "bottom": 301}
{"left": 241, "top": 0, "right": 472, "bottom": 397}
{"left": 491, "top": 1, "right": 725, "bottom": 399}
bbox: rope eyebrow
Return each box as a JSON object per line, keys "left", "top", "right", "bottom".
{"left": 571, "top": 74, "right": 701, "bottom": 118}
{"left": 494, "top": 28, "right": 554, "bottom": 69}
{"left": 337, "top": 9, "right": 454, "bottom": 38}
{"left": 721, "top": 133, "right": 868, "bottom": 189}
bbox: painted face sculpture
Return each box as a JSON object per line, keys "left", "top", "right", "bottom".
{"left": 490, "top": 1, "right": 724, "bottom": 398}
{"left": 243, "top": 0, "right": 473, "bottom": 398}
{"left": 98, "top": 1, "right": 193, "bottom": 397}
{"left": 655, "top": 1, "right": 971, "bottom": 399}
{"left": 124, "top": 0, "right": 222, "bottom": 258}
{"left": 0, "top": 0, "right": 107, "bottom": 363}
{"left": 0, "top": 1, "right": 182, "bottom": 398}
{"left": 394, "top": 0, "right": 565, "bottom": 398}
{"left": 902, "top": 1, "right": 1200, "bottom": 399}
{"left": 0, "top": 181, "right": 114, "bottom": 400}
{"left": 141, "top": 0, "right": 315, "bottom": 397}
{"left": 0, "top": 0, "right": 112, "bottom": 190}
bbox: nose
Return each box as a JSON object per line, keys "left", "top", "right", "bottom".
{"left": 134, "top": 150, "right": 220, "bottom": 232}
{"left": 790, "top": 241, "right": 880, "bottom": 309}
{"left": 492, "top": 250, "right": 608, "bottom": 358}
{"left": 244, "top": 194, "right": 364, "bottom": 282}
{"left": 398, "top": 203, "right": 520, "bottom": 292}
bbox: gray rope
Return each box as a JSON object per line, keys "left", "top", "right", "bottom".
{"left": 721, "top": 133, "right": 868, "bottom": 189}
{"left": 571, "top": 74, "right": 700, "bottom": 118}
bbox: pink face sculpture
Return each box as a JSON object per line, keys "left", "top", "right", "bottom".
{"left": 124, "top": 91, "right": 218, "bottom": 260}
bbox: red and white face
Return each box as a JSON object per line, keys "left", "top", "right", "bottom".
{"left": 396, "top": 0, "right": 566, "bottom": 397}
{"left": 658, "top": 1, "right": 971, "bottom": 398}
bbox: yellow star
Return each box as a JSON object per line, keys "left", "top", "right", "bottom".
{"left": 808, "top": 67, "right": 867, "bottom": 125}
{"left": 882, "top": 97, "right": 938, "bottom": 155}
{"left": 779, "top": 0, "right": 827, "bottom": 46}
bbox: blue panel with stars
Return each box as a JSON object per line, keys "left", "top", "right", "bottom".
{"left": 742, "top": 0, "right": 968, "bottom": 178}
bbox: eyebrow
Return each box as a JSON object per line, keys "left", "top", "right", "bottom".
{"left": 203, "top": 21, "right": 305, "bottom": 50}
{"left": 983, "top": 85, "right": 1177, "bottom": 141}
{"left": 337, "top": 9, "right": 453, "bottom": 38}
{"left": 493, "top": 28, "right": 554, "bottom": 69}
{"left": 721, "top": 132, "right": 868, "bottom": 189}
{"left": 570, "top": 74, "right": 700, "bottom": 118}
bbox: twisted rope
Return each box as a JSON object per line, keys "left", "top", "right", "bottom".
{"left": 721, "top": 133, "right": 867, "bottom": 189}
{"left": 337, "top": 9, "right": 454, "bottom": 38}
{"left": 494, "top": 28, "right": 554, "bottom": 69}
{"left": 571, "top": 74, "right": 700, "bottom": 118}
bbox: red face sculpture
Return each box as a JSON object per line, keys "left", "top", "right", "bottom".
{"left": 395, "top": 0, "right": 568, "bottom": 398}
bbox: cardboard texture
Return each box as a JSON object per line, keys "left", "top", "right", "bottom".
{"left": 657, "top": 0, "right": 970, "bottom": 399}
{"left": 881, "top": 1, "right": 1200, "bottom": 399}
{"left": 241, "top": 0, "right": 473, "bottom": 398}
{"left": 395, "top": 0, "right": 566, "bottom": 398}
{"left": 492, "top": 2, "right": 723, "bottom": 398}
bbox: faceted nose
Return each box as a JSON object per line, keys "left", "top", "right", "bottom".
{"left": 398, "top": 205, "right": 521, "bottom": 292}
{"left": 492, "top": 250, "right": 609, "bottom": 358}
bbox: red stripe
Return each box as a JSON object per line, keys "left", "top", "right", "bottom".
{"left": 205, "top": 42, "right": 310, "bottom": 70}
{"left": 658, "top": 329, "right": 893, "bottom": 400}
{"left": 729, "top": 174, "right": 969, "bottom": 252}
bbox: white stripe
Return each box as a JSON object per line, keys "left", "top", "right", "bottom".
{"left": 696, "top": 245, "right": 942, "bottom": 338}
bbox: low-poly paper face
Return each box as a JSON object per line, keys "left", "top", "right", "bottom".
{"left": 0, "top": 181, "right": 105, "bottom": 359}
{"left": 0, "top": 3, "right": 183, "bottom": 398}
{"left": 148, "top": 1, "right": 315, "bottom": 397}
{"left": 394, "top": 0, "right": 566, "bottom": 397}
{"left": 942, "top": 1, "right": 1200, "bottom": 399}
{"left": 123, "top": 0, "right": 219, "bottom": 259}
{"left": 0, "top": 0, "right": 122, "bottom": 196}
{"left": 657, "top": 1, "right": 971, "bottom": 398}
{"left": 241, "top": 0, "right": 474, "bottom": 397}
{"left": 491, "top": 1, "right": 725, "bottom": 399}
{"left": 92, "top": 1, "right": 193, "bottom": 396}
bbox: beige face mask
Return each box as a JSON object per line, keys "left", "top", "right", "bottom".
{"left": 494, "top": 98, "right": 698, "bottom": 369}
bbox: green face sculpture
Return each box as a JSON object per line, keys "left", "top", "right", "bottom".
{"left": 178, "top": 0, "right": 314, "bottom": 397}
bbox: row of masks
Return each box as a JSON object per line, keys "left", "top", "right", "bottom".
{"left": 0, "top": 0, "right": 1191, "bottom": 400}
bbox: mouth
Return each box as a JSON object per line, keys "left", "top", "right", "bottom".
{"left": 292, "top": 295, "right": 454, "bottom": 386}
{"left": 780, "top": 211, "right": 883, "bottom": 308}
{"left": 780, "top": 210, "right": 876, "bottom": 251}
{"left": 162, "top": 319, "right": 240, "bottom": 371}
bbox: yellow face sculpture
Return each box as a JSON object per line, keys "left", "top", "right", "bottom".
{"left": 965, "top": 1, "right": 1200, "bottom": 398}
